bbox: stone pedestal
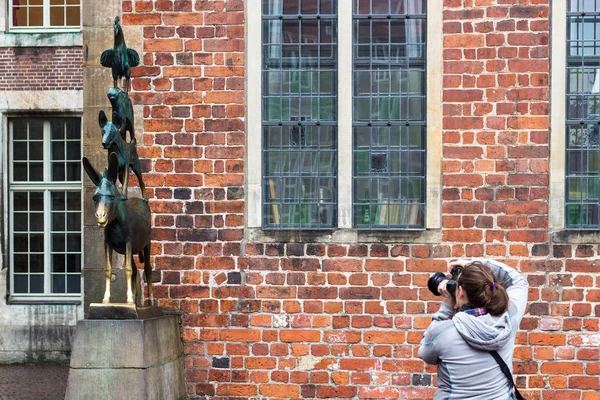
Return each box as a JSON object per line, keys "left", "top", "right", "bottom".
{"left": 64, "top": 315, "right": 186, "bottom": 400}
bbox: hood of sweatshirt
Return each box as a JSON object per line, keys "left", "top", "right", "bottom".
{"left": 452, "top": 311, "right": 513, "bottom": 351}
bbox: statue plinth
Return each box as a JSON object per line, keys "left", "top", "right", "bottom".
{"left": 64, "top": 315, "right": 186, "bottom": 400}
{"left": 88, "top": 303, "right": 164, "bottom": 320}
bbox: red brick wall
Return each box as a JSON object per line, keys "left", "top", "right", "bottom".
{"left": 0, "top": 47, "right": 83, "bottom": 91}
{"left": 124, "top": 0, "right": 600, "bottom": 399}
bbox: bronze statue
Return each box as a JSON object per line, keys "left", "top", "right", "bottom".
{"left": 108, "top": 87, "right": 135, "bottom": 141}
{"left": 84, "top": 15, "right": 152, "bottom": 309}
{"left": 83, "top": 153, "right": 154, "bottom": 306}
{"left": 100, "top": 16, "right": 140, "bottom": 92}
{"left": 99, "top": 109, "right": 146, "bottom": 200}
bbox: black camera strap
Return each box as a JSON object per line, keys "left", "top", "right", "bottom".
{"left": 489, "top": 351, "right": 525, "bottom": 400}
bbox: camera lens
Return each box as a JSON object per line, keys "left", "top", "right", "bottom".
{"left": 427, "top": 272, "right": 457, "bottom": 296}
{"left": 427, "top": 272, "right": 448, "bottom": 296}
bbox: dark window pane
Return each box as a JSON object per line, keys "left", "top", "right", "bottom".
{"left": 13, "top": 163, "right": 28, "bottom": 181}
{"left": 30, "top": 253, "right": 44, "bottom": 273}
{"left": 13, "top": 275, "right": 28, "bottom": 293}
{"left": 52, "top": 234, "right": 65, "bottom": 252}
{"left": 52, "top": 212, "right": 66, "bottom": 232}
{"left": 30, "top": 234, "right": 44, "bottom": 252}
{"left": 14, "top": 213, "right": 28, "bottom": 232}
{"left": 14, "top": 234, "right": 28, "bottom": 252}
{"left": 29, "top": 120, "right": 44, "bottom": 139}
{"left": 52, "top": 192, "right": 66, "bottom": 211}
{"left": 30, "top": 213, "right": 44, "bottom": 232}
{"left": 66, "top": 141, "right": 80, "bottom": 160}
{"left": 52, "top": 163, "right": 65, "bottom": 181}
{"left": 52, "top": 275, "right": 66, "bottom": 294}
{"left": 67, "top": 192, "right": 81, "bottom": 211}
{"left": 13, "top": 254, "right": 28, "bottom": 273}
{"left": 67, "top": 233, "right": 81, "bottom": 252}
{"left": 51, "top": 120, "right": 65, "bottom": 140}
{"left": 12, "top": 120, "right": 27, "bottom": 140}
{"left": 67, "top": 213, "right": 81, "bottom": 231}
{"left": 66, "top": 163, "right": 81, "bottom": 181}
{"left": 13, "top": 142, "right": 27, "bottom": 161}
{"left": 30, "top": 192, "right": 44, "bottom": 211}
{"left": 53, "top": 254, "right": 66, "bottom": 273}
{"left": 29, "top": 162, "right": 43, "bottom": 181}
{"left": 14, "top": 193, "right": 28, "bottom": 211}
{"left": 66, "top": 119, "right": 81, "bottom": 139}
{"left": 52, "top": 142, "right": 65, "bottom": 160}
{"left": 67, "top": 254, "right": 81, "bottom": 273}
{"left": 67, "top": 275, "right": 81, "bottom": 293}
{"left": 30, "top": 275, "right": 43, "bottom": 293}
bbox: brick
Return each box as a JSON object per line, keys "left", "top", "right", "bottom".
{"left": 280, "top": 330, "right": 320, "bottom": 343}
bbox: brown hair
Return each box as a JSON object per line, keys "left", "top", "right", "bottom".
{"left": 456, "top": 261, "right": 509, "bottom": 316}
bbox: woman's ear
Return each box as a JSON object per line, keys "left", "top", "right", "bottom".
{"left": 456, "top": 286, "right": 467, "bottom": 306}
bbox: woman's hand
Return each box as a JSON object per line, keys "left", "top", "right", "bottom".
{"left": 449, "top": 258, "right": 471, "bottom": 271}
{"left": 438, "top": 280, "right": 456, "bottom": 308}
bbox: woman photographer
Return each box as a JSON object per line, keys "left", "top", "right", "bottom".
{"left": 418, "top": 258, "right": 528, "bottom": 399}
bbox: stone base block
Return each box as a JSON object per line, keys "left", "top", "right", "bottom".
{"left": 64, "top": 315, "right": 186, "bottom": 400}
{"left": 88, "top": 303, "right": 164, "bottom": 320}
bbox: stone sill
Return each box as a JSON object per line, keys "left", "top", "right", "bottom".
{"left": 0, "top": 31, "right": 82, "bottom": 47}
{"left": 246, "top": 228, "right": 442, "bottom": 244}
{"left": 551, "top": 230, "right": 600, "bottom": 244}
{"left": 7, "top": 298, "right": 81, "bottom": 306}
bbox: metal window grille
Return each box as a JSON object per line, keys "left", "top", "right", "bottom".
{"left": 9, "top": 118, "right": 82, "bottom": 298}
{"left": 566, "top": 0, "right": 600, "bottom": 229}
{"left": 10, "top": 0, "right": 81, "bottom": 31}
{"left": 352, "top": 0, "right": 426, "bottom": 229}
{"left": 262, "top": 0, "right": 338, "bottom": 229}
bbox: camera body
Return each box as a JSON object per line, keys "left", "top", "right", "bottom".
{"left": 427, "top": 266, "right": 463, "bottom": 296}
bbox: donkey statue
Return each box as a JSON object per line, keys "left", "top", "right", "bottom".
{"left": 99, "top": 109, "right": 146, "bottom": 200}
{"left": 83, "top": 153, "right": 154, "bottom": 306}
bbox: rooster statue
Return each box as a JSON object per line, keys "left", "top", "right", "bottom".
{"left": 100, "top": 16, "right": 140, "bottom": 93}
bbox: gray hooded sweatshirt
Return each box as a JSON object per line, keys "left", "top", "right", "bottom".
{"left": 418, "top": 258, "right": 529, "bottom": 400}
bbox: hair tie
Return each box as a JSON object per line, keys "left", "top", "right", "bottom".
{"left": 491, "top": 282, "right": 497, "bottom": 291}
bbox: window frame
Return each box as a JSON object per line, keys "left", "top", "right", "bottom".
{"left": 8, "top": 0, "right": 81, "bottom": 33}
{"left": 7, "top": 116, "right": 83, "bottom": 302}
{"left": 550, "top": 0, "right": 600, "bottom": 236}
{"left": 247, "top": 1, "right": 442, "bottom": 238}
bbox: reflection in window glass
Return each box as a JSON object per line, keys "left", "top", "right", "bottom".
{"left": 353, "top": 0, "right": 426, "bottom": 229}
{"left": 262, "top": 1, "right": 338, "bottom": 229}
{"left": 566, "top": 1, "right": 600, "bottom": 228}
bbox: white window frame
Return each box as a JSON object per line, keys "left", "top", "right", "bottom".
{"left": 8, "top": 0, "right": 81, "bottom": 33}
{"left": 247, "top": 1, "right": 442, "bottom": 238}
{"left": 8, "top": 117, "right": 83, "bottom": 301}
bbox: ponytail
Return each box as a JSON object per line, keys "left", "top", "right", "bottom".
{"left": 457, "top": 261, "right": 509, "bottom": 316}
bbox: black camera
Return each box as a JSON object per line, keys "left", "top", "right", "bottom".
{"left": 427, "top": 266, "right": 463, "bottom": 296}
